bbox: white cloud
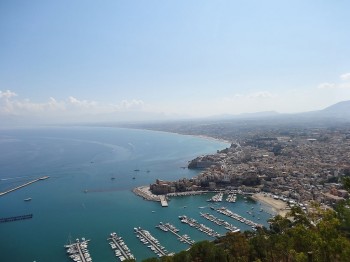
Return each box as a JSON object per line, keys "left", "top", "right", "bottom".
{"left": 119, "top": 99, "right": 145, "bottom": 111}
{"left": 67, "top": 96, "right": 97, "bottom": 108}
{"left": 0, "top": 90, "right": 17, "bottom": 99}
{"left": 0, "top": 90, "right": 147, "bottom": 119}
{"left": 222, "top": 91, "right": 276, "bottom": 102}
{"left": 317, "top": 73, "right": 350, "bottom": 90}
{"left": 340, "top": 72, "right": 350, "bottom": 81}
{"left": 247, "top": 91, "right": 276, "bottom": 99}
{"left": 317, "top": 82, "right": 336, "bottom": 89}
{"left": 317, "top": 82, "right": 350, "bottom": 90}
{"left": 339, "top": 82, "right": 350, "bottom": 89}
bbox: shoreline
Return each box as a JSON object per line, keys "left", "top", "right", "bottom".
{"left": 116, "top": 126, "right": 232, "bottom": 146}
{"left": 182, "top": 133, "right": 232, "bottom": 145}
{"left": 251, "top": 193, "right": 288, "bottom": 217}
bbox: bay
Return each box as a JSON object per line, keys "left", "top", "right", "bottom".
{"left": 0, "top": 127, "right": 272, "bottom": 261}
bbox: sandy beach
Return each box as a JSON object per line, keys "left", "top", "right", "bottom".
{"left": 252, "top": 193, "right": 289, "bottom": 217}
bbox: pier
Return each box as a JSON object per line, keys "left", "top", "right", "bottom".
{"left": 134, "top": 227, "right": 168, "bottom": 257}
{"left": 226, "top": 193, "right": 237, "bottom": 203}
{"left": 156, "top": 222, "right": 194, "bottom": 246}
{"left": 207, "top": 192, "right": 223, "bottom": 202}
{"left": 0, "top": 214, "right": 33, "bottom": 223}
{"left": 65, "top": 238, "right": 92, "bottom": 262}
{"left": 160, "top": 195, "right": 168, "bottom": 207}
{"left": 108, "top": 232, "right": 134, "bottom": 261}
{"left": 200, "top": 212, "right": 240, "bottom": 233}
{"left": 216, "top": 207, "right": 262, "bottom": 229}
{"left": 0, "top": 176, "right": 49, "bottom": 196}
{"left": 167, "top": 190, "right": 208, "bottom": 197}
{"left": 179, "top": 215, "right": 221, "bottom": 238}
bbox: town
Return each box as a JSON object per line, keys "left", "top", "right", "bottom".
{"left": 147, "top": 125, "right": 350, "bottom": 209}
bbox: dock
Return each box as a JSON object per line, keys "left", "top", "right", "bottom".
{"left": 160, "top": 195, "right": 168, "bottom": 207}
{"left": 200, "top": 212, "right": 240, "bottom": 233}
{"left": 0, "top": 214, "right": 33, "bottom": 223}
{"left": 207, "top": 192, "right": 223, "bottom": 202}
{"left": 0, "top": 176, "right": 49, "bottom": 196}
{"left": 108, "top": 232, "right": 135, "bottom": 261}
{"left": 226, "top": 193, "right": 237, "bottom": 202}
{"left": 65, "top": 238, "right": 92, "bottom": 262}
{"left": 134, "top": 227, "right": 169, "bottom": 257}
{"left": 178, "top": 215, "right": 221, "bottom": 238}
{"left": 216, "top": 207, "right": 262, "bottom": 229}
{"left": 156, "top": 222, "right": 194, "bottom": 246}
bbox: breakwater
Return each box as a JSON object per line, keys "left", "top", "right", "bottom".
{"left": 0, "top": 176, "right": 49, "bottom": 196}
{"left": 0, "top": 214, "right": 33, "bottom": 223}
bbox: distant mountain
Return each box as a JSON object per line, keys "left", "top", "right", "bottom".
{"left": 322, "top": 100, "right": 350, "bottom": 115}
{"left": 237, "top": 111, "right": 280, "bottom": 119}
{"left": 299, "top": 100, "right": 350, "bottom": 120}
{"left": 2, "top": 100, "right": 350, "bottom": 128}
{"left": 207, "top": 111, "right": 280, "bottom": 120}
{"left": 287, "top": 101, "right": 350, "bottom": 123}
{"left": 202, "top": 101, "right": 350, "bottom": 127}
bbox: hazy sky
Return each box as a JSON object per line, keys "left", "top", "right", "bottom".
{"left": 1, "top": 0, "right": 350, "bottom": 123}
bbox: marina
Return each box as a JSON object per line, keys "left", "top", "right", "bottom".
{"left": 156, "top": 222, "right": 195, "bottom": 246}
{"left": 65, "top": 238, "right": 92, "bottom": 262}
{"left": 108, "top": 232, "right": 135, "bottom": 261}
{"left": 0, "top": 127, "right": 272, "bottom": 261}
{"left": 134, "top": 227, "right": 169, "bottom": 257}
{"left": 178, "top": 215, "right": 221, "bottom": 238}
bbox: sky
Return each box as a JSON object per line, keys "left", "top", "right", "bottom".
{"left": 1, "top": 0, "right": 350, "bottom": 124}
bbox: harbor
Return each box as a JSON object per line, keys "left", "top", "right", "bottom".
{"left": 108, "top": 232, "right": 135, "bottom": 261}
{"left": 156, "top": 222, "right": 195, "bottom": 246}
{"left": 65, "top": 238, "right": 92, "bottom": 262}
{"left": 0, "top": 127, "right": 237, "bottom": 261}
{"left": 134, "top": 227, "right": 169, "bottom": 257}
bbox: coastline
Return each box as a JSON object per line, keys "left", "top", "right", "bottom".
{"left": 251, "top": 193, "right": 288, "bottom": 217}
{"left": 184, "top": 133, "right": 232, "bottom": 145}
{"left": 118, "top": 126, "right": 232, "bottom": 145}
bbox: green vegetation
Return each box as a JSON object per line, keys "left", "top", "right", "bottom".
{"left": 143, "top": 201, "right": 350, "bottom": 262}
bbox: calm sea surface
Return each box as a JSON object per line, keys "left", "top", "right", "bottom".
{"left": 0, "top": 127, "right": 273, "bottom": 261}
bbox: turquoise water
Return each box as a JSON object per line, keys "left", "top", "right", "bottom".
{"left": 0, "top": 127, "right": 273, "bottom": 261}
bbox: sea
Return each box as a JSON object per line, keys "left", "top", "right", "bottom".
{"left": 0, "top": 127, "right": 274, "bottom": 262}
